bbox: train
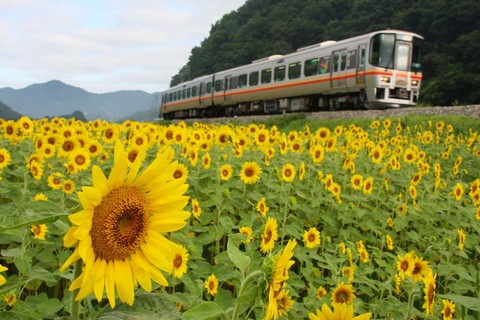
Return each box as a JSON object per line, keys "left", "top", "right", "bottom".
{"left": 160, "top": 29, "right": 424, "bottom": 120}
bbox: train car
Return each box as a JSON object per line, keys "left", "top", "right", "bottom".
{"left": 161, "top": 29, "right": 423, "bottom": 119}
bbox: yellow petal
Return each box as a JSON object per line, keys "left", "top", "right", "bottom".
{"left": 149, "top": 218, "right": 187, "bottom": 232}
{"left": 107, "top": 141, "right": 128, "bottom": 189}
{"left": 92, "top": 165, "right": 109, "bottom": 196}
{"left": 63, "top": 226, "right": 79, "bottom": 247}
{"left": 75, "top": 255, "right": 95, "bottom": 301}
{"left": 126, "top": 148, "right": 147, "bottom": 184}
{"left": 60, "top": 248, "right": 80, "bottom": 272}
{"left": 131, "top": 251, "right": 152, "bottom": 292}
{"left": 150, "top": 267, "right": 168, "bottom": 287}
{"left": 72, "top": 223, "right": 92, "bottom": 240}
{"left": 68, "top": 273, "right": 84, "bottom": 291}
{"left": 145, "top": 179, "right": 189, "bottom": 201}
{"left": 148, "top": 196, "right": 190, "bottom": 212}
{"left": 0, "top": 275, "right": 6, "bottom": 286}
{"left": 81, "top": 186, "right": 103, "bottom": 207}
{"left": 78, "top": 236, "right": 93, "bottom": 261}
{"left": 94, "top": 259, "right": 107, "bottom": 302}
{"left": 68, "top": 209, "right": 93, "bottom": 226}
{"left": 114, "top": 259, "right": 134, "bottom": 305}
{"left": 105, "top": 261, "right": 116, "bottom": 308}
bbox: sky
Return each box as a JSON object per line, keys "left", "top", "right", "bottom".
{"left": 0, "top": 0, "right": 246, "bottom": 93}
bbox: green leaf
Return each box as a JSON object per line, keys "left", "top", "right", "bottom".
{"left": 97, "top": 293, "right": 182, "bottom": 320}
{"left": 0, "top": 200, "right": 69, "bottom": 232}
{"left": 227, "top": 239, "right": 250, "bottom": 274}
{"left": 181, "top": 301, "right": 224, "bottom": 320}
{"left": 235, "top": 283, "right": 259, "bottom": 305}
{"left": 12, "top": 293, "right": 62, "bottom": 319}
{"left": 27, "top": 266, "right": 57, "bottom": 285}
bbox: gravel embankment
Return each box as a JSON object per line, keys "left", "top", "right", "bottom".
{"left": 191, "top": 105, "right": 480, "bottom": 123}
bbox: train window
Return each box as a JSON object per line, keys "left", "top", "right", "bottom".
{"left": 333, "top": 53, "right": 339, "bottom": 72}
{"left": 239, "top": 74, "right": 247, "bottom": 87}
{"left": 206, "top": 82, "right": 212, "bottom": 94}
{"left": 182, "top": 89, "right": 186, "bottom": 99}
{"left": 192, "top": 86, "right": 198, "bottom": 97}
{"left": 177, "top": 90, "right": 181, "bottom": 100}
{"left": 340, "top": 52, "right": 347, "bottom": 71}
{"left": 304, "top": 58, "right": 319, "bottom": 77}
{"left": 169, "top": 93, "right": 173, "bottom": 102}
{"left": 249, "top": 71, "right": 259, "bottom": 86}
{"left": 370, "top": 33, "right": 395, "bottom": 69}
{"left": 288, "top": 62, "right": 301, "bottom": 79}
{"left": 347, "top": 50, "right": 357, "bottom": 69}
{"left": 274, "top": 65, "right": 286, "bottom": 81}
{"left": 187, "top": 88, "right": 191, "bottom": 98}
{"left": 411, "top": 37, "right": 423, "bottom": 72}
{"left": 173, "top": 92, "right": 177, "bottom": 101}
{"left": 319, "top": 57, "right": 330, "bottom": 74}
{"left": 229, "top": 76, "right": 239, "bottom": 89}
{"left": 395, "top": 43, "right": 409, "bottom": 71}
{"left": 215, "top": 80, "right": 223, "bottom": 92}
{"left": 261, "top": 68, "right": 272, "bottom": 84}
{"left": 359, "top": 46, "right": 366, "bottom": 67}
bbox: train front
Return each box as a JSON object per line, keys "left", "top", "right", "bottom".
{"left": 365, "top": 31, "right": 424, "bottom": 108}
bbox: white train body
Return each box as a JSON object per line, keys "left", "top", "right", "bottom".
{"left": 161, "top": 29, "right": 424, "bottom": 119}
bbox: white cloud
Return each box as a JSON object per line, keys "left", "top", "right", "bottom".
{"left": 0, "top": 0, "right": 246, "bottom": 93}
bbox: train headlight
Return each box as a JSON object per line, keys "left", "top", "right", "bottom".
{"left": 412, "top": 80, "right": 419, "bottom": 86}
{"left": 381, "top": 76, "right": 390, "bottom": 83}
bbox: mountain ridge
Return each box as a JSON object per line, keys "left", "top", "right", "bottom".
{"left": 0, "top": 80, "right": 161, "bottom": 121}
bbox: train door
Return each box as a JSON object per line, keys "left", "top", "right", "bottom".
{"left": 331, "top": 49, "right": 347, "bottom": 89}
{"left": 356, "top": 44, "right": 366, "bottom": 86}
{"left": 199, "top": 82, "right": 205, "bottom": 107}
{"left": 224, "top": 76, "right": 231, "bottom": 103}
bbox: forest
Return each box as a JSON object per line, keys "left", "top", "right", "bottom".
{"left": 170, "top": 0, "right": 480, "bottom": 106}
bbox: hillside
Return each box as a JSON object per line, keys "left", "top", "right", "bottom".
{"left": 0, "top": 100, "right": 21, "bottom": 120}
{"left": 171, "top": 0, "right": 480, "bottom": 106}
{"left": 0, "top": 80, "right": 161, "bottom": 121}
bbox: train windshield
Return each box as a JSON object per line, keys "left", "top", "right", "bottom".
{"left": 369, "top": 33, "right": 423, "bottom": 72}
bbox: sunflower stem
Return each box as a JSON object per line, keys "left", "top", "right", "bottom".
{"left": 71, "top": 259, "right": 83, "bottom": 318}
{"left": 231, "top": 270, "right": 263, "bottom": 320}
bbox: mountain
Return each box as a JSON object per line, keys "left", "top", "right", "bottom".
{"left": 0, "top": 80, "right": 162, "bottom": 121}
{"left": 0, "top": 100, "right": 22, "bottom": 120}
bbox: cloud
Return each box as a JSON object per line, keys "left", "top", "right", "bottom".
{"left": 0, "top": 0, "right": 246, "bottom": 93}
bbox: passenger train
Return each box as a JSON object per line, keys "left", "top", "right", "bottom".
{"left": 160, "top": 29, "right": 424, "bottom": 119}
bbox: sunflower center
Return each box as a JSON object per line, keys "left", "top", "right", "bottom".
{"left": 63, "top": 141, "right": 74, "bottom": 152}
{"left": 245, "top": 168, "right": 254, "bottom": 177}
{"left": 173, "top": 254, "right": 183, "bottom": 268}
{"left": 90, "top": 185, "right": 148, "bottom": 261}
{"left": 400, "top": 260, "right": 409, "bottom": 271}
{"left": 336, "top": 291, "right": 348, "bottom": 303}
{"left": 308, "top": 233, "right": 316, "bottom": 242}
{"left": 174, "top": 170, "right": 183, "bottom": 179}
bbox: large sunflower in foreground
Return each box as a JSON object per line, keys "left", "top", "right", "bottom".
{"left": 60, "top": 141, "right": 190, "bottom": 308}
{"left": 308, "top": 303, "right": 372, "bottom": 320}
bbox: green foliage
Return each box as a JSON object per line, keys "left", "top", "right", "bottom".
{"left": 170, "top": 0, "right": 480, "bottom": 106}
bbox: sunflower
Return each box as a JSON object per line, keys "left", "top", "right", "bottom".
{"left": 201, "top": 152, "right": 211, "bottom": 169}
{"left": 63, "top": 179, "right": 76, "bottom": 195}
{"left": 411, "top": 256, "right": 432, "bottom": 282}
{"left": 3, "top": 292, "right": 16, "bottom": 307}
{"left": 386, "top": 235, "right": 394, "bottom": 251}
{"left": 264, "top": 239, "right": 297, "bottom": 320}
{"left": 257, "top": 197, "right": 269, "bottom": 217}
{"left": 362, "top": 176, "right": 374, "bottom": 194}
{"left": 172, "top": 162, "right": 189, "bottom": 182}
{"left": 342, "top": 266, "right": 357, "bottom": 283}
{"left": 239, "top": 226, "right": 253, "bottom": 244}
{"left": 31, "top": 224, "right": 48, "bottom": 240}
{"left": 422, "top": 273, "right": 437, "bottom": 316}
{"left": 351, "top": 174, "right": 363, "bottom": 190}
{"left": 219, "top": 164, "right": 233, "bottom": 181}
{"left": 316, "top": 286, "right": 327, "bottom": 300}
{"left": 69, "top": 149, "right": 91, "bottom": 172}
{"left": 205, "top": 274, "right": 219, "bottom": 296}
{"left": 59, "top": 141, "right": 190, "bottom": 308}
{"left": 311, "top": 145, "right": 325, "bottom": 164}
{"left": 370, "top": 145, "right": 383, "bottom": 164}
{"left": 441, "top": 299, "right": 455, "bottom": 320}
{"left": 309, "top": 302, "right": 372, "bottom": 320}
{"left": 260, "top": 217, "right": 278, "bottom": 254}
{"left": 331, "top": 282, "right": 355, "bottom": 306}
{"left": 0, "top": 264, "right": 8, "bottom": 286}
{"left": 191, "top": 198, "right": 202, "bottom": 218}
{"left": 29, "top": 161, "right": 44, "bottom": 180}
{"left": 240, "top": 161, "right": 262, "bottom": 184}
{"left": 298, "top": 161, "right": 305, "bottom": 181}
{"left": 57, "top": 136, "right": 79, "bottom": 158}
{"left": 171, "top": 245, "right": 189, "bottom": 279}
{"left": 457, "top": 228, "right": 466, "bottom": 250}
{"left": 397, "top": 252, "right": 415, "bottom": 279}
{"left": 34, "top": 193, "right": 49, "bottom": 201}
{"left": 403, "top": 148, "right": 416, "bottom": 163}
{"left": 303, "top": 227, "right": 321, "bottom": 249}
{"left": 452, "top": 183, "right": 464, "bottom": 201}
{"left": 0, "top": 148, "right": 12, "bottom": 170}
{"left": 47, "top": 173, "right": 63, "bottom": 190}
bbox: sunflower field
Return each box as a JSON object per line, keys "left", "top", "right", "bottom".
{"left": 0, "top": 114, "right": 479, "bottom": 320}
